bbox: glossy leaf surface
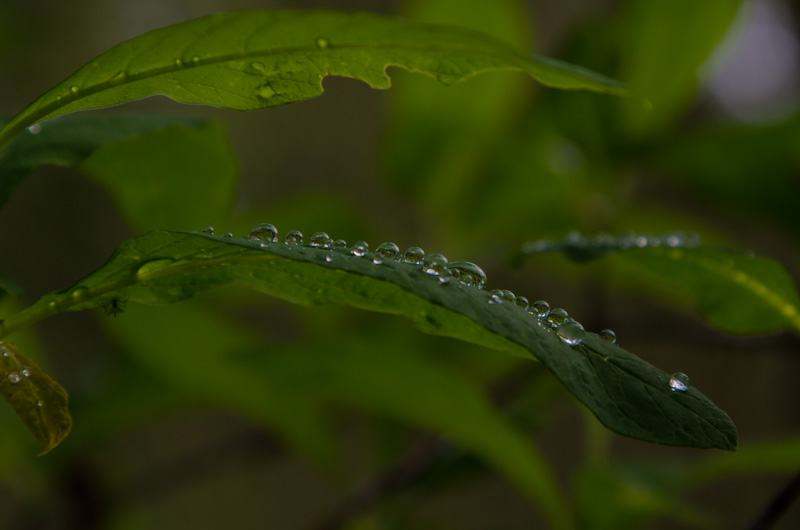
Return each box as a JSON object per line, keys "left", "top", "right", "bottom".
{"left": 2, "top": 230, "right": 737, "bottom": 450}
{"left": 0, "top": 342, "right": 71, "bottom": 455}
{"left": 0, "top": 10, "right": 627, "bottom": 150}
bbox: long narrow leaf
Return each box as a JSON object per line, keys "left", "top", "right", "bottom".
{"left": 1, "top": 229, "right": 737, "bottom": 450}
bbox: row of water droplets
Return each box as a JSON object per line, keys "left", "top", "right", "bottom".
{"left": 198, "top": 224, "right": 691, "bottom": 393}
{"left": 523, "top": 230, "right": 701, "bottom": 254}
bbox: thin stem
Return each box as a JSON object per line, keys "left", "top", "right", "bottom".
{"left": 747, "top": 471, "right": 800, "bottom": 530}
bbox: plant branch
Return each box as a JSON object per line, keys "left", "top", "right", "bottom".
{"left": 747, "top": 471, "right": 800, "bottom": 530}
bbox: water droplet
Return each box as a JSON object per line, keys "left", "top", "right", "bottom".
{"left": 7, "top": 372, "right": 20, "bottom": 383}
{"left": 191, "top": 56, "right": 201, "bottom": 66}
{"left": 246, "top": 223, "right": 278, "bottom": 243}
{"left": 351, "top": 241, "right": 369, "bottom": 257}
{"left": 500, "top": 290, "right": 516, "bottom": 303}
{"left": 557, "top": 321, "right": 585, "bottom": 345}
{"left": 256, "top": 84, "right": 276, "bottom": 100}
{"left": 36, "top": 400, "right": 43, "bottom": 407}
{"left": 515, "top": 296, "right": 530, "bottom": 310}
{"left": 333, "top": 239, "right": 347, "bottom": 248}
{"left": 422, "top": 254, "right": 448, "bottom": 275}
{"left": 599, "top": 329, "right": 617, "bottom": 344}
{"left": 250, "top": 61, "right": 267, "bottom": 75}
{"left": 21, "top": 367, "right": 30, "bottom": 377}
{"left": 376, "top": 242, "right": 400, "bottom": 261}
{"left": 488, "top": 289, "right": 504, "bottom": 304}
{"left": 27, "top": 123, "right": 41, "bottom": 134}
{"left": 201, "top": 226, "right": 214, "bottom": 235}
{"left": 403, "top": 247, "right": 425, "bottom": 265}
{"left": 635, "top": 236, "right": 648, "bottom": 248}
{"left": 531, "top": 300, "right": 550, "bottom": 318}
{"left": 373, "top": 257, "right": 383, "bottom": 265}
{"left": 285, "top": 230, "right": 303, "bottom": 245}
{"left": 222, "top": 232, "right": 233, "bottom": 238}
{"left": 71, "top": 286, "right": 91, "bottom": 302}
{"left": 669, "top": 373, "right": 690, "bottom": 392}
{"left": 136, "top": 258, "right": 174, "bottom": 278}
{"left": 325, "top": 254, "right": 334, "bottom": 262}
{"left": 174, "top": 58, "right": 183, "bottom": 68}
{"left": 309, "top": 232, "right": 332, "bottom": 248}
{"left": 438, "top": 268, "right": 454, "bottom": 283}
{"left": 546, "top": 308, "right": 569, "bottom": 327}
{"left": 447, "top": 261, "right": 487, "bottom": 290}
{"left": 316, "top": 38, "right": 329, "bottom": 49}
{"left": 70, "top": 85, "right": 80, "bottom": 94}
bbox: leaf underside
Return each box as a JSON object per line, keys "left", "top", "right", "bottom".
{"left": 6, "top": 230, "right": 737, "bottom": 450}
{"left": 0, "top": 342, "right": 71, "bottom": 455}
{"left": 0, "top": 10, "right": 627, "bottom": 149}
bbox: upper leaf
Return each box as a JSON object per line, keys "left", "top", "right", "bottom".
{"left": 1, "top": 229, "right": 737, "bottom": 450}
{"left": 0, "top": 10, "right": 627, "bottom": 151}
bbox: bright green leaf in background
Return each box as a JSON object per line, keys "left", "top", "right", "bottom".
{"left": 1, "top": 230, "right": 737, "bottom": 451}
{"left": 0, "top": 10, "right": 627, "bottom": 152}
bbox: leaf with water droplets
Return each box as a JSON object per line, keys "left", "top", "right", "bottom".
{"left": 0, "top": 230, "right": 737, "bottom": 450}
{"left": 0, "top": 10, "right": 627, "bottom": 151}
{"left": 0, "top": 342, "right": 71, "bottom": 455}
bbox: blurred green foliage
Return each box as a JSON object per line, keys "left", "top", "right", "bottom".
{"left": 0, "top": 0, "right": 799, "bottom": 529}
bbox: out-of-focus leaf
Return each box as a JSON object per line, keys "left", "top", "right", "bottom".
{"left": 79, "top": 121, "right": 238, "bottom": 232}
{"left": 618, "top": 0, "right": 743, "bottom": 132}
{"left": 688, "top": 436, "right": 800, "bottom": 485}
{"left": 0, "top": 341, "right": 71, "bottom": 455}
{"left": 614, "top": 247, "right": 800, "bottom": 335}
{"left": 2, "top": 229, "right": 738, "bottom": 450}
{"left": 522, "top": 233, "right": 800, "bottom": 335}
{"left": 0, "top": 113, "right": 208, "bottom": 208}
{"left": 577, "top": 465, "right": 713, "bottom": 530}
{"left": 0, "top": 10, "right": 628, "bottom": 151}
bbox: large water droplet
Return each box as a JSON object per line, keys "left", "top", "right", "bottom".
{"left": 247, "top": 223, "right": 278, "bottom": 243}
{"left": 546, "top": 308, "right": 569, "bottom": 327}
{"left": 316, "top": 38, "right": 329, "bottom": 49}
{"left": 500, "top": 290, "right": 516, "bottom": 303}
{"left": 447, "top": 261, "right": 487, "bottom": 289}
{"left": 515, "top": 296, "right": 530, "bottom": 310}
{"left": 137, "top": 258, "right": 175, "bottom": 278}
{"left": 27, "top": 123, "right": 42, "bottom": 134}
{"left": 351, "top": 241, "right": 369, "bottom": 257}
{"left": 7, "top": 372, "right": 20, "bottom": 383}
{"left": 71, "top": 286, "right": 91, "bottom": 302}
{"left": 557, "top": 321, "right": 585, "bottom": 345}
{"left": 403, "top": 247, "right": 425, "bottom": 265}
{"left": 531, "top": 300, "right": 550, "bottom": 318}
{"left": 422, "top": 254, "right": 448, "bottom": 275}
{"left": 599, "top": 329, "right": 617, "bottom": 344}
{"left": 285, "top": 230, "right": 303, "bottom": 245}
{"left": 376, "top": 242, "right": 400, "bottom": 261}
{"left": 309, "top": 232, "right": 332, "bottom": 248}
{"left": 669, "top": 373, "right": 690, "bottom": 392}
{"left": 488, "top": 289, "right": 504, "bottom": 304}
{"left": 333, "top": 239, "right": 347, "bottom": 249}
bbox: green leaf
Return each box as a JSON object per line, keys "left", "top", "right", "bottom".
{"left": 614, "top": 247, "right": 800, "bottom": 335}
{"left": 0, "top": 341, "right": 71, "bottom": 455}
{"left": 0, "top": 113, "right": 210, "bottom": 208}
{"left": 2, "top": 230, "right": 737, "bottom": 450}
{"left": 0, "top": 10, "right": 627, "bottom": 151}
{"left": 522, "top": 233, "right": 800, "bottom": 335}
{"left": 110, "top": 304, "right": 570, "bottom": 529}
{"left": 79, "top": 121, "right": 238, "bottom": 232}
